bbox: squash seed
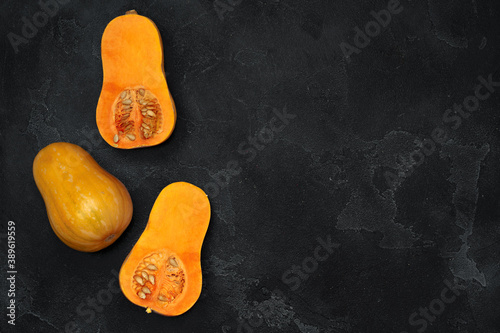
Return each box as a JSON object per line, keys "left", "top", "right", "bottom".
{"left": 142, "top": 286, "right": 151, "bottom": 294}
{"left": 138, "top": 291, "right": 146, "bottom": 299}
{"left": 126, "top": 134, "right": 136, "bottom": 141}
{"left": 147, "top": 264, "right": 158, "bottom": 271}
{"left": 149, "top": 275, "right": 155, "bottom": 285}
{"left": 147, "top": 102, "right": 155, "bottom": 105}
{"left": 134, "top": 275, "right": 144, "bottom": 285}
{"left": 120, "top": 91, "right": 127, "bottom": 99}
{"left": 147, "top": 110, "right": 155, "bottom": 117}
{"left": 139, "top": 88, "right": 145, "bottom": 96}
{"left": 142, "top": 123, "right": 150, "bottom": 129}
{"left": 122, "top": 99, "right": 132, "bottom": 105}
{"left": 158, "top": 295, "right": 168, "bottom": 302}
{"left": 146, "top": 106, "right": 155, "bottom": 110}
{"left": 141, "top": 271, "right": 148, "bottom": 280}
{"left": 169, "top": 257, "right": 178, "bottom": 267}
{"left": 113, "top": 134, "right": 119, "bottom": 143}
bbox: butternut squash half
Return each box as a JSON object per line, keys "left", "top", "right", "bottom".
{"left": 119, "top": 182, "right": 211, "bottom": 316}
{"left": 96, "top": 10, "right": 176, "bottom": 149}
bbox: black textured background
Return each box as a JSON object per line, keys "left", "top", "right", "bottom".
{"left": 1, "top": 0, "right": 500, "bottom": 332}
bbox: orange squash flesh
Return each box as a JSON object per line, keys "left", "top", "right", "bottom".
{"left": 96, "top": 10, "right": 176, "bottom": 149}
{"left": 33, "top": 142, "right": 133, "bottom": 252}
{"left": 119, "top": 182, "right": 210, "bottom": 316}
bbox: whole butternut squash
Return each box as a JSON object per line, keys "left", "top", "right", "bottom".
{"left": 33, "top": 142, "right": 133, "bottom": 252}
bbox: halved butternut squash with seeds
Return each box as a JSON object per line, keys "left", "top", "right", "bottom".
{"left": 96, "top": 10, "right": 176, "bottom": 149}
{"left": 33, "top": 142, "right": 133, "bottom": 252}
{"left": 119, "top": 182, "right": 210, "bottom": 316}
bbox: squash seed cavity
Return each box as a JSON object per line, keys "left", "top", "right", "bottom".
{"left": 132, "top": 250, "right": 185, "bottom": 305}
{"left": 113, "top": 86, "right": 164, "bottom": 143}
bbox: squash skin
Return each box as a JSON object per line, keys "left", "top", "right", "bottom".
{"left": 119, "top": 182, "right": 210, "bottom": 316}
{"left": 33, "top": 142, "right": 133, "bottom": 252}
{"left": 96, "top": 10, "right": 176, "bottom": 149}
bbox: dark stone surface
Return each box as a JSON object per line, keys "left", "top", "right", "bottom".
{"left": 1, "top": 0, "right": 500, "bottom": 332}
